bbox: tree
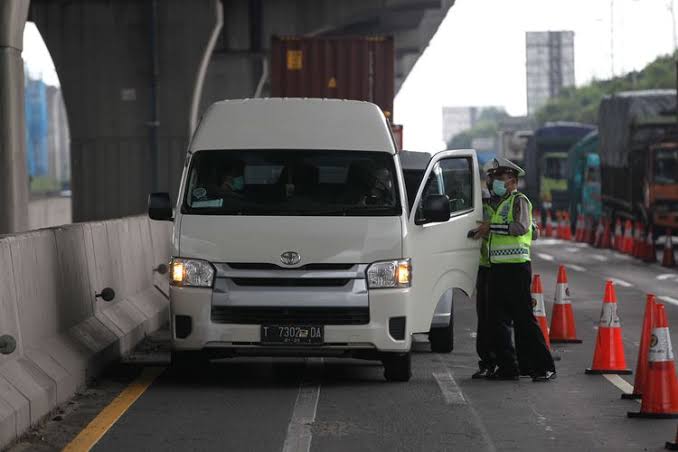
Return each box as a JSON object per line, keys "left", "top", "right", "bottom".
{"left": 535, "top": 52, "right": 677, "bottom": 125}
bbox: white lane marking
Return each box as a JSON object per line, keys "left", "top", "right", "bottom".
{"left": 659, "top": 296, "right": 678, "bottom": 306}
{"left": 565, "top": 264, "right": 586, "bottom": 272}
{"left": 592, "top": 254, "right": 608, "bottom": 262}
{"left": 565, "top": 247, "right": 580, "bottom": 253}
{"left": 470, "top": 332, "right": 478, "bottom": 338}
{"left": 433, "top": 368, "right": 466, "bottom": 405}
{"left": 282, "top": 359, "right": 322, "bottom": 452}
{"left": 603, "top": 375, "right": 640, "bottom": 404}
{"left": 658, "top": 274, "right": 678, "bottom": 281}
{"left": 607, "top": 277, "right": 633, "bottom": 288}
{"left": 537, "top": 253, "right": 554, "bottom": 261}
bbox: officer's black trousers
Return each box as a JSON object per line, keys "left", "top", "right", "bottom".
{"left": 489, "top": 262, "right": 555, "bottom": 375}
{"left": 475, "top": 266, "right": 495, "bottom": 370}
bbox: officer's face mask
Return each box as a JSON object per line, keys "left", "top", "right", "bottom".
{"left": 232, "top": 176, "right": 245, "bottom": 192}
{"left": 492, "top": 179, "right": 507, "bottom": 197}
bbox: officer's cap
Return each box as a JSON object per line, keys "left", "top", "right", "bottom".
{"left": 482, "top": 160, "right": 498, "bottom": 175}
{"left": 488, "top": 157, "right": 525, "bottom": 178}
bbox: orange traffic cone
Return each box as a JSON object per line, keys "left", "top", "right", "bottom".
{"left": 633, "top": 222, "right": 645, "bottom": 258}
{"left": 663, "top": 230, "right": 676, "bottom": 268}
{"left": 622, "top": 294, "right": 656, "bottom": 399}
{"left": 601, "top": 218, "right": 613, "bottom": 249}
{"left": 623, "top": 220, "right": 635, "bottom": 254}
{"left": 563, "top": 212, "right": 573, "bottom": 241}
{"left": 614, "top": 218, "right": 623, "bottom": 251}
{"left": 531, "top": 274, "right": 551, "bottom": 349}
{"left": 550, "top": 266, "right": 582, "bottom": 343}
{"left": 644, "top": 227, "right": 657, "bottom": 264}
{"left": 554, "top": 212, "right": 562, "bottom": 238}
{"left": 628, "top": 303, "right": 678, "bottom": 418}
{"left": 534, "top": 209, "right": 542, "bottom": 232}
{"left": 575, "top": 214, "right": 584, "bottom": 241}
{"left": 586, "top": 280, "right": 632, "bottom": 374}
{"left": 545, "top": 210, "right": 554, "bottom": 238}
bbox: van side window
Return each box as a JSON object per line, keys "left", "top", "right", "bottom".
{"left": 439, "top": 157, "right": 473, "bottom": 213}
{"left": 416, "top": 157, "right": 473, "bottom": 222}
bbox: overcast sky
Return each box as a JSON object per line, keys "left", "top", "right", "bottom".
{"left": 395, "top": 0, "right": 678, "bottom": 150}
{"left": 23, "top": 1, "right": 677, "bottom": 150}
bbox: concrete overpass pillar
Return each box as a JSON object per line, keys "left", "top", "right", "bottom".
{"left": 0, "top": 1, "right": 30, "bottom": 233}
{"left": 31, "top": 0, "right": 222, "bottom": 222}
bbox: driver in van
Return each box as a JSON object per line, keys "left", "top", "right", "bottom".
{"left": 219, "top": 160, "right": 246, "bottom": 196}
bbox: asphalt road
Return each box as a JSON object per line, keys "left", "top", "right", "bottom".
{"left": 8, "top": 239, "right": 678, "bottom": 452}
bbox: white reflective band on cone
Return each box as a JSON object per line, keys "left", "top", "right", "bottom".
{"left": 649, "top": 327, "right": 675, "bottom": 362}
{"left": 598, "top": 302, "right": 621, "bottom": 328}
{"left": 532, "top": 293, "right": 546, "bottom": 316}
{"left": 554, "top": 283, "right": 571, "bottom": 304}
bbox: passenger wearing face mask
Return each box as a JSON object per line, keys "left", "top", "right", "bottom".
{"left": 219, "top": 160, "right": 246, "bottom": 197}
{"left": 478, "top": 157, "right": 556, "bottom": 382}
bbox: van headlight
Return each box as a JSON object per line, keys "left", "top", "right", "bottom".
{"left": 170, "top": 258, "right": 215, "bottom": 288}
{"left": 366, "top": 259, "right": 411, "bottom": 289}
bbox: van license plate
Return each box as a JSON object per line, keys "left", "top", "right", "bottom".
{"left": 261, "top": 325, "right": 324, "bottom": 345}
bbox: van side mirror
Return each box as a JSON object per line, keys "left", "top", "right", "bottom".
{"left": 148, "top": 192, "right": 173, "bottom": 221}
{"left": 417, "top": 195, "right": 451, "bottom": 225}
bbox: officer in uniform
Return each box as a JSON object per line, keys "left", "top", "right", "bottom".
{"left": 471, "top": 162, "right": 500, "bottom": 378}
{"left": 477, "top": 157, "right": 556, "bottom": 382}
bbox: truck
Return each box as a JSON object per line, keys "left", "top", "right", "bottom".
{"left": 148, "top": 98, "right": 481, "bottom": 381}
{"left": 567, "top": 130, "right": 601, "bottom": 222}
{"left": 524, "top": 122, "right": 596, "bottom": 211}
{"left": 598, "top": 90, "right": 678, "bottom": 232}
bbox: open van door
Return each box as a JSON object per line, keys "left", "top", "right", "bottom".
{"left": 403, "top": 149, "right": 482, "bottom": 333}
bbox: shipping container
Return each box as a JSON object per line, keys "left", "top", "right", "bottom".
{"left": 271, "top": 36, "right": 395, "bottom": 122}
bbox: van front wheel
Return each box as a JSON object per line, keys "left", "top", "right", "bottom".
{"left": 429, "top": 319, "right": 454, "bottom": 353}
{"left": 382, "top": 352, "right": 411, "bottom": 382}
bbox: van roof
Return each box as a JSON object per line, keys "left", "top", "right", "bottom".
{"left": 190, "top": 98, "right": 396, "bottom": 154}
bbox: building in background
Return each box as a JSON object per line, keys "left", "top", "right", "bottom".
{"left": 46, "top": 85, "right": 70, "bottom": 188}
{"left": 24, "top": 66, "right": 71, "bottom": 194}
{"left": 24, "top": 71, "right": 49, "bottom": 181}
{"left": 526, "top": 31, "right": 575, "bottom": 116}
{"left": 442, "top": 106, "right": 479, "bottom": 144}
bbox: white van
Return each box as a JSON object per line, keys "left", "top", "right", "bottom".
{"left": 149, "top": 99, "right": 481, "bottom": 381}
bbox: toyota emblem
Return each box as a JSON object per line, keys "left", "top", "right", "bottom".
{"left": 280, "top": 251, "right": 301, "bottom": 266}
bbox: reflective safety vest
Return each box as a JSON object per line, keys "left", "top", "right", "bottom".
{"left": 489, "top": 192, "right": 532, "bottom": 264}
{"left": 479, "top": 202, "right": 495, "bottom": 267}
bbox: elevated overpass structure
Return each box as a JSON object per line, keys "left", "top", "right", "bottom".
{"left": 1, "top": 0, "right": 454, "bottom": 234}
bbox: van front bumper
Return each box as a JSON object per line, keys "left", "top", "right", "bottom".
{"left": 169, "top": 286, "right": 413, "bottom": 354}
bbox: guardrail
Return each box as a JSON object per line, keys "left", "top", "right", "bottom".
{"left": 0, "top": 215, "right": 171, "bottom": 449}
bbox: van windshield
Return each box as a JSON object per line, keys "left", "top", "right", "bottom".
{"left": 182, "top": 150, "right": 401, "bottom": 216}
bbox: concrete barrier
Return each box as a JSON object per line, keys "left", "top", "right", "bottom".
{"left": 0, "top": 216, "right": 171, "bottom": 449}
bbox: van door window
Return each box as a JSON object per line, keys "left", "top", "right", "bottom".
{"left": 416, "top": 157, "right": 473, "bottom": 222}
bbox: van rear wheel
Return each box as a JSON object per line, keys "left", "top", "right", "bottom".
{"left": 382, "top": 352, "right": 411, "bottom": 382}
{"left": 429, "top": 318, "right": 454, "bottom": 353}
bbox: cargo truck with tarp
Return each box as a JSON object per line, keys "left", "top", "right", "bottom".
{"left": 598, "top": 90, "right": 678, "bottom": 232}
{"left": 524, "top": 122, "right": 595, "bottom": 211}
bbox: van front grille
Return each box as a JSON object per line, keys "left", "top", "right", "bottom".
{"left": 231, "top": 278, "right": 350, "bottom": 287}
{"left": 227, "top": 263, "right": 355, "bottom": 271}
{"left": 211, "top": 306, "right": 370, "bottom": 325}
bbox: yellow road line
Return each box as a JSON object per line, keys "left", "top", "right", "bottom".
{"left": 63, "top": 367, "right": 165, "bottom": 452}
